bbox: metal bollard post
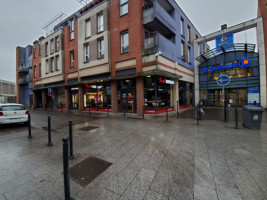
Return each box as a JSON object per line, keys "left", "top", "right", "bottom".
{"left": 235, "top": 107, "right": 239, "bottom": 129}
{"left": 62, "top": 137, "right": 73, "bottom": 200}
{"left": 88, "top": 105, "right": 90, "bottom": 115}
{"left": 224, "top": 102, "right": 227, "bottom": 122}
{"left": 177, "top": 101, "right": 179, "bottom": 119}
{"left": 28, "top": 113, "right": 32, "bottom": 139}
{"left": 166, "top": 107, "right": 168, "bottom": 122}
{"left": 143, "top": 105, "right": 145, "bottom": 119}
{"left": 47, "top": 116, "right": 53, "bottom": 146}
{"left": 69, "top": 121, "right": 75, "bottom": 159}
{"left": 197, "top": 105, "right": 199, "bottom": 125}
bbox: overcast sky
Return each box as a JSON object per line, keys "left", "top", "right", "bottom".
{"left": 0, "top": 0, "right": 258, "bottom": 82}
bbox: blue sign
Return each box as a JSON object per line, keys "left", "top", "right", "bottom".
{"left": 217, "top": 75, "right": 230, "bottom": 86}
{"left": 204, "top": 58, "right": 251, "bottom": 73}
{"left": 216, "top": 33, "right": 234, "bottom": 51}
{"left": 248, "top": 87, "right": 260, "bottom": 106}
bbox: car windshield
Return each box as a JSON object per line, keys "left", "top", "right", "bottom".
{"left": 1, "top": 105, "right": 26, "bottom": 111}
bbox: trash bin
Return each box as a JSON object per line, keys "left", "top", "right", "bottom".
{"left": 242, "top": 106, "right": 264, "bottom": 130}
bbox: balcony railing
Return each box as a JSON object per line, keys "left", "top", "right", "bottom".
{"left": 143, "top": 32, "right": 158, "bottom": 55}
{"left": 18, "top": 66, "right": 29, "bottom": 73}
{"left": 26, "top": 74, "right": 33, "bottom": 82}
{"left": 18, "top": 77, "right": 27, "bottom": 84}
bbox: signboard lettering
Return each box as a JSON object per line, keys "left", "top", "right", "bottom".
{"left": 159, "top": 78, "right": 174, "bottom": 85}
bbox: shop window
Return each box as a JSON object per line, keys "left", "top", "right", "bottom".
{"left": 84, "top": 84, "right": 111, "bottom": 108}
{"left": 57, "top": 88, "right": 65, "bottom": 108}
{"left": 120, "top": 0, "right": 128, "bottom": 16}
{"left": 179, "top": 81, "right": 193, "bottom": 106}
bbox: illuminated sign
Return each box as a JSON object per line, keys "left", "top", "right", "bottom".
{"left": 204, "top": 58, "right": 251, "bottom": 73}
{"left": 159, "top": 78, "right": 174, "bottom": 85}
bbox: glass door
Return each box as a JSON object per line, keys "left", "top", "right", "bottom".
{"left": 120, "top": 90, "right": 135, "bottom": 113}
{"left": 71, "top": 92, "right": 79, "bottom": 110}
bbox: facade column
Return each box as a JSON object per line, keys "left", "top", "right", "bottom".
{"left": 42, "top": 90, "right": 47, "bottom": 110}
{"left": 257, "top": 20, "right": 267, "bottom": 108}
{"left": 65, "top": 87, "right": 70, "bottom": 112}
{"left": 33, "top": 91, "right": 37, "bottom": 109}
{"left": 173, "top": 79, "right": 179, "bottom": 111}
{"left": 79, "top": 85, "right": 84, "bottom": 111}
{"left": 194, "top": 41, "right": 201, "bottom": 106}
{"left": 111, "top": 80, "right": 118, "bottom": 113}
{"left": 136, "top": 76, "right": 144, "bottom": 115}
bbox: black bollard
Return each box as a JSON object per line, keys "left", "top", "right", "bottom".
{"left": 197, "top": 105, "right": 199, "bottom": 125}
{"left": 88, "top": 105, "right": 90, "bottom": 115}
{"left": 143, "top": 105, "right": 145, "bottom": 119}
{"left": 69, "top": 121, "right": 75, "bottom": 159}
{"left": 28, "top": 113, "right": 32, "bottom": 139}
{"left": 47, "top": 116, "right": 53, "bottom": 146}
{"left": 166, "top": 107, "right": 168, "bottom": 122}
{"left": 235, "top": 107, "right": 239, "bottom": 129}
{"left": 224, "top": 102, "right": 227, "bottom": 122}
{"left": 62, "top": 137, "right": 73, "bottom": 200}
{"left": 177, "top": 101, "right": 179, "bottom": 119}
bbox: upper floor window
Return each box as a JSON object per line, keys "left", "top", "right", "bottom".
{"left": 70, "top": 19, "right": 74, "bottom": 40}
{"left": 85, "top": 20, "right": 91, "bottom": 38}
{"left": 187, "top": 26, "right": 191, "bottom": 43}
{"left": 39, "top": 64, "right": 41, "bottom": 77}
{"left": 55, "top": 36, "right": 60, "bottom": 51}
{"left": 120, "top": 0, "right": 128, "bottom": 16}
{"left": 51, "top": 57, "right": 55, "bottom": 72}
{"left": 98, "top": 38, "right": 104, "bottom": 59}
{"left": 121, "top": 31, "right": 129, "bottom": 54}
{"left": 188, "top": 46, "right": 191, "bottom": 63}
{"left": 55, "top": 56, "right": 59, "bottom": 71}
{"left": 45, "top": 59, "right": 49, "bottom": 73}
{"left": 84, "top": 43, "right": 90, "bottom": 62}
{"left": 50, "top": 39, "right": 54, "bottom": 54}
{"left": 181, "top": 41, "right": 185, "bottom": 60}
{"left": 45, "top": 42, "right": 49, "bottom": 56}
{"left": 180, "top": 18, "right": 184, "bottom": 36}
{"left": 70, "top": 51, "right": 75, "bottom": 68}
{"left": 98, "top": 13, "right": 104, "bottom": 33}
{"left": 34, "top": 48, "right": 36, "bottom": 58}
{"left": 34, "top": 65, "right": 37, "bottom": 78}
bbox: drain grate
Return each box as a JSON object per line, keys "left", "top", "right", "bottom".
{"left": 79, "top": 126, "right": 98, "bottom": 131}
{"left": 69, "top": 156, "right": 112, "bottom": 187}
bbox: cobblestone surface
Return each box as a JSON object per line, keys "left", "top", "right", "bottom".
{"left": 0, "top": 110, "right": 267, "bottom": 200}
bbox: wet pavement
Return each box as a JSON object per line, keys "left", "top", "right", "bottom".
{"left": 0, "top": 109, "right": 267, "bottom": 200}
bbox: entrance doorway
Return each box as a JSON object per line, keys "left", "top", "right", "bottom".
{"left": 71, "top": 91, "right": 79, "bottom": 110}
{"left": 120, "top": 90, "right": 136, "bottom": 113}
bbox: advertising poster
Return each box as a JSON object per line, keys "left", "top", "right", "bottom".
{"left": 248, "top": 87, "right": 260, "bottom": 106}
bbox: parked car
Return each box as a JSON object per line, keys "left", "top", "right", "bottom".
{"left": 0, "top": 104, "right": 29, "bottom": 125}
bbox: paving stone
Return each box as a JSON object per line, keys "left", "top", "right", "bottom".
{"left": 194, "top": 184, "right": 218, "bottom": 200}
{"left": 143, "top": 190, "right": 168, "bottom": 200}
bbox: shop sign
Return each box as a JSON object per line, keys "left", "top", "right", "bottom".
{"left": 71, "top": 88, "right": 79, "bottom": 91}
{"left": 248, "top": 87, "right": 260, "bottom": 106}
{"left": 216, "top": 33, "right": 234, "bottom": 52}
{"left": 159, "top": 78, "right": 174, "bottom": 85}
{"left": 204, "top": 58, "right": 251, "bottom": 73}
{"left": 217, "top": 75, "right": 230, "bottom": 86}
{"left": 85, "top": 84, "right": 102, "bottom": 89}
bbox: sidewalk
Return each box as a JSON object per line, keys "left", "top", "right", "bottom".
{"left": 0, "top": 110, "right": 266, "bottom": 200}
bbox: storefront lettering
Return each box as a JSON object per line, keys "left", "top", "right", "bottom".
{"left": 159, "top": 78, "right": 174, "bottom": 85}
{"left": 204, "top": 58, "right": 251, "bottom": 73}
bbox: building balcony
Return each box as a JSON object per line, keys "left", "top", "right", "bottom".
{"left": 18, "top": 66, "right": 29, "bottom": 73}
{"left": 143, "top": 1, "right": 176, "bottom": 38}
{"left": 26, "top": 74, "right": 33, "bottom": 82}
{"left": 18, "top": 77, "right": 27, "bottom": 84}
{"left": 142, "top": 32, "right": 177, "bottom": 61}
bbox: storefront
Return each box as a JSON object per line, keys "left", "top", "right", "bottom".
{"left": 144, "top": 76, "right": 174, "bottom": 114}
{"left": 117, "top": 79, "right": 136, "bottom": 113}
{"left": 179, "top": 81, "right": 193, "bottom": 109}
{"left": 84, "top": 82, "right": 111, "bottom": 111}
{"left": 57, "top": 87, "right": 65, "bottom": 109}
{"left": 198, "top": 49, "right": 260, "bottom": 107}
{"left": 70, "top": 87, "right": 79, "bottom": 110}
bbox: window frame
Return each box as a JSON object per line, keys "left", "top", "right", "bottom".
{"left": 180, "top": 17, "right": 184, "bottom": 36}
{"left": 45, "top": 59, "right": 49, "bottom": 74}
{"left": 121, "top": 31, "right": 129, "bottom": 54}
{"left": 70, "top": 51, "right": 75, "bottom": 68}
{"left": 181, "top": 41, "right": 185, "bottom": 60}
{"left": 55, "top": 55, "right": 59, "bottom": 71}
{"left": 55, "top": 36, "right": 60, "bottom": 51}
{"left": 120, "top": 0, "right": 128, "bottom": 16}
{"left": 50, "top": 39, "right": 54, "bottom": 54}
{"left": 51, "top": 57, "right": 55, "bottom": 72}
{"left": 85, "top": 19, "right": 91, "bottom": 38}
{"left": 84, "top": 43, "right": 90, "bottom": 62}
{"left": 98, "top": 38, "right": 104, "bottom": 59}
{"left": 97, "top": 13, "right": 104, "bottom": 33}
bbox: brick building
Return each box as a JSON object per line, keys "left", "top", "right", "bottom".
{"left": 20, "top": 0, "right": 210, "bottom": 114}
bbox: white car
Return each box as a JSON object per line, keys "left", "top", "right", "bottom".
{"left": 0, "top": 104, "right": 29, "bottom": 125}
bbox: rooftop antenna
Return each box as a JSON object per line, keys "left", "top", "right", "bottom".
{"left": 41, "top": 12, "right": 68, "bottom": 36}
